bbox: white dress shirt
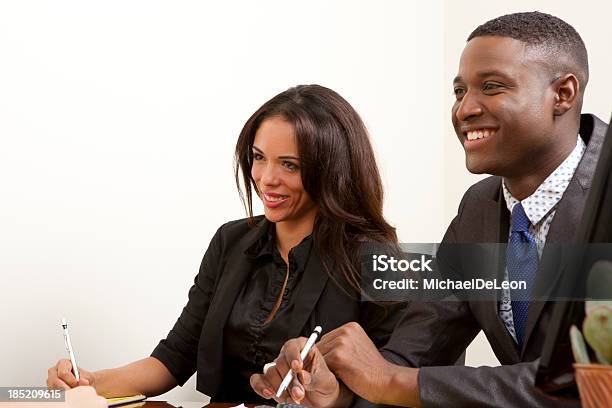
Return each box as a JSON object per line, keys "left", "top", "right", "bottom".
{"left": 499, "top": 135, "right": 586, "bottom": 343}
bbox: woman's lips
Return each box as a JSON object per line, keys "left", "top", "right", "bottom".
{"left": 262, "top": 192, "right": 289, "bottom": 209}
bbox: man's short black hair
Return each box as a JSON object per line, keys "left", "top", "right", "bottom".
{"left": 468, "top": 11, "right": 589, "bottom": 93}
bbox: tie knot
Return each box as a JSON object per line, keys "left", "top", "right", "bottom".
{"left": 511, "top": 203, "right": 531, "bottom": 232}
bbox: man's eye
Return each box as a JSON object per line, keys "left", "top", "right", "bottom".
{"left": 453, "top": 87, "right": 465, "bottom": 98}
{"left": 482, "top": 83, "right": 503, "bottom": 91}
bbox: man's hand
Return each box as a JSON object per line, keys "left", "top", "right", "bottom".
{"left": 318, "top": 322, "right": 421, "bottom": 407}
{"left": 250, "top": 337, "right": 353, "bottom": 408}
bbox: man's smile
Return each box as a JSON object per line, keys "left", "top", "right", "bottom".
{"left": 464, "top": 128, "right": 498, "bottom": 140}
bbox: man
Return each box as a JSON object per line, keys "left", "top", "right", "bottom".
{"left": 250, "top": 12, "right": 608, "bottom": 407}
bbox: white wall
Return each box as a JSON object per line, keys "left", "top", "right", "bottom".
{"left": 0, "top": 0, "right": 444, "bottom": 402}
{"left": 444, "top": 0, "right": 612, "bottom": 367}
{"left": 4, "top": 0, "right": 607, "bottom": 401}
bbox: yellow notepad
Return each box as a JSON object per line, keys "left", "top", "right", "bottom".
{"left": 105, "top": 394, "right": 146, "bottom": 407}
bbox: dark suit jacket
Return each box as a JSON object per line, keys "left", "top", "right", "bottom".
{"left": 151, "top": 216, "right": 404, "bottom": 400}
{"left": 379, "top": 114, "right": 608, "bottom": 407}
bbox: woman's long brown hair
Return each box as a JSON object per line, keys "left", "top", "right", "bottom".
{"left": 235, "top": 84, "right": 397, "bottom": 295}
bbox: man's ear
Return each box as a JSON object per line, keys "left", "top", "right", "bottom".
{"left": 553, "top": 73, "right": 579, "bottom": 116}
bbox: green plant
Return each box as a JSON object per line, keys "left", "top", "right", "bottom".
{"left": 570, "top": 260, "right": 612, "bottom": 365}
{"left": 570, "top": 300, "right": 612, "bottom": 365}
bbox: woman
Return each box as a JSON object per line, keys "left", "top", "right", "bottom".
{"left": 46, "top": 84, "right": 404, "bottom": 403}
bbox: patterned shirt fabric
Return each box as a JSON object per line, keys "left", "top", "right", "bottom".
{"left": 499, "top": 135, "right": 586, "bottom": 343}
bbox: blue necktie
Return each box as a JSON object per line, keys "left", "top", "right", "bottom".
{"left": 506, "top": 203, "right": 539, "bottom": 347}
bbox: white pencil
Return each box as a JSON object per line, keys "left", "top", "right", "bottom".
{"left": 276, "top": 326, "right": 322, "bottom": 398}
{"left": 61, "top": 318, "right": 80, "bottom": 382}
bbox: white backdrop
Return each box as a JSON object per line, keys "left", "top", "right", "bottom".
{"left": 4, "top": 0, "right": 607, "bottom": 402}
{"left": 0, "top": 0, "right": 445, "bottom": 401}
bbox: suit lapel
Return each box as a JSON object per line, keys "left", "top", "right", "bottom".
{"left": 205, "top": 246, "right": 255, "bottom": 330}
{"left": 521, "top": 114, "right": 607, "bottom": 356}
{"left": 286, "top": 248, "right": 330, "bottom": 338}
{"left": 195, "top": 220, "right": 268, "bottom": 396}
{"left": 490, "top": 188, "right": 522, "bottom": 361}
{"left": 199, "top": 222, "right": 263, "bottom": 362}
{"left": 484, "top": 193, "right": 505, "bottom": 243}
{"left": 473, "top": 183, "right": 522, "bottom": 361}
{"left": 520, "top": 185, "right": 582, "bottom": 357}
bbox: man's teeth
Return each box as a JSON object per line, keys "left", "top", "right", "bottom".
{"left": 466, "top": 129, "right": 496, "bottom": 141}
{"left": 265, "top": 194, "right": 288, "bottom": 202}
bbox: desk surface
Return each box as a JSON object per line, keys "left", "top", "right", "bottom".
{"left": 140, "top": 402, "right": 259, "bottom": 408}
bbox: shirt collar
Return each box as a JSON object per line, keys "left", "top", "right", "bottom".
{"left": 244, "top": 220, "right": 276, "bottom": 259}
{"left": 244, "top": 221, "right": 313, "bottom": 263}
{"left": 502, "top": 135, "right": 586, "bottom": 226}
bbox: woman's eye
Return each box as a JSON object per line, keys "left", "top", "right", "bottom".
{"left": 252, "top": 153, "right": 263, "bottom": 161}
{"left": 283, "top": 161, "right": 298, "bottom": 171}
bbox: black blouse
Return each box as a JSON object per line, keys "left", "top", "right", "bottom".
{"left": 220, "top": 226, "right": 313, "bottom": 403}
{"left": 151, "top": 217, "right": 405, "bottom": 403}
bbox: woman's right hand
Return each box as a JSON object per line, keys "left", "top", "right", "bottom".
{"left": 47, "top": 359, "right": 96, "bottom": 390}
{"left": 250, "top": 338, "right": 350, "bottom": 408}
